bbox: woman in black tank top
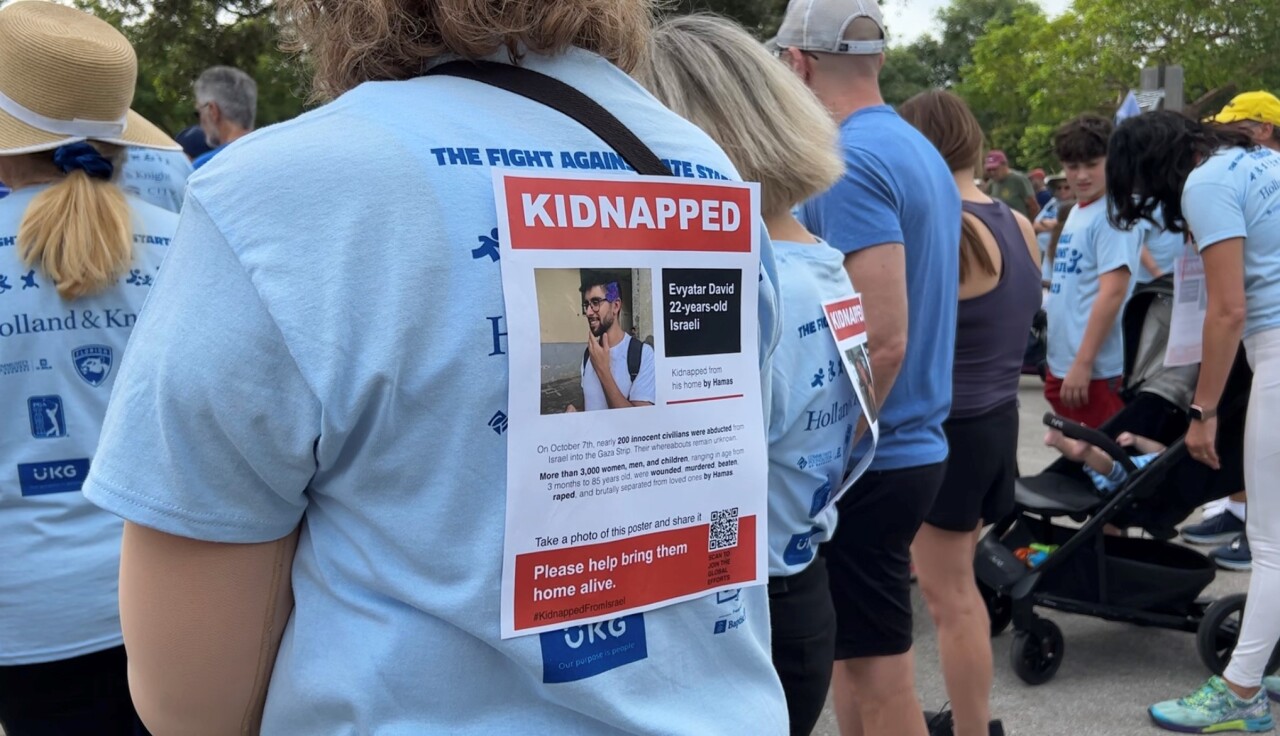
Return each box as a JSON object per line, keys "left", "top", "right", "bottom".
{"left": 900, "top": 90, "right": 1043, "bottom": 736}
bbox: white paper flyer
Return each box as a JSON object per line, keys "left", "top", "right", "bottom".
{"left": 823, "top": 294, "right": 879, "bottom": 503}
{"left": 494, "top": 171, "right": 768, "bottom": 638}
{"left": 1165, "top": 246, "right": 1207, "bottom": 368}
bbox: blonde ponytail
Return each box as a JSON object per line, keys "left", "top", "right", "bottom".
{"left": 17, "top": 144, "right": 133, "bottom": 300}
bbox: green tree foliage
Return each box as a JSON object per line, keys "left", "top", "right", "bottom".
{"left": 957, "top": 0, "right": 1280, "bottom": 170}
{"left": 76, "top": 0, "right": 308, "bottom": 137}
{"left": 912, "top": 0, "right": 1042, "bottom": 88}
{"left": 880, "top": 47, "right": 933, "bottom": 106}
{"left": 670, "top": 0, "right": 789, "bottom": 35}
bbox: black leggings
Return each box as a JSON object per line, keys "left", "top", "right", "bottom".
{"left": 769, "top": 557, "right": 837, "bottom": 736}
{"left": 0, "top": 646, "right": 148, "bottom": 736}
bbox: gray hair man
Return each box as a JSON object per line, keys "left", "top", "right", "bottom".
{"left": 192, "top": 66, "right": 257, "bottom": 169}
{"left": 776, "top": 1, "right": 964, "bottom": 735}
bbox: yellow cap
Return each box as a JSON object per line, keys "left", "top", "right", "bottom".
{"left": 1212, "top": 91, "right": 1280, "bottom": 126}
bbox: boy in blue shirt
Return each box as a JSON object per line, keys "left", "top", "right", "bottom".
{"left": 1044, "top": 115, "right": 1140, "bottom": 427}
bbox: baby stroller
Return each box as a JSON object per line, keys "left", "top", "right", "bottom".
{"left": 974, "top": 278, "right": 1279, "bottom": 685}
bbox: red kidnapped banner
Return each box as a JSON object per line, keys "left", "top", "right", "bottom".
{"left": 512, "top": 516, "right": 757, "bottom": 631}
{"left": 824, "top": 296, "right": 867, "bottom": 342}
{"left": 502, "top": 176, "right": 753, "bottom": 253}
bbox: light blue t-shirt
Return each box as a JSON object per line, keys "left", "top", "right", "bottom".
{"left": 84, "top": 49, "right": 787, "bottom": 734}
{"left": 767, "top": 240, "right": 854, "bottom": 578}
{"left": 1045, "top": 197, "right": 1140, "bottom": 378}
{"left": 0, "top": 185, "right": 175, "bottom": 666}
{"left": 799, "top": 105, "right": 959, "bottom": 471}
{"left": 121, "top": 147, "right": 192, "bottom": 214}
{"left": 1183, "top": 146, "right": 1280, "bottom": 338}
{"left": 1135, "top": 205, "right": 1184, "bottom": 283}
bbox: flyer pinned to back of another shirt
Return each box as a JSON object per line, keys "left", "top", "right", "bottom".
{"left": 1165, "top": 243, "right": 1207, "bottom": 368}
{"left": 822, "top": 294, "right": 879, "bottom": 505}
{"left": 493, "top": 170, "right": 768, "bottom": 639}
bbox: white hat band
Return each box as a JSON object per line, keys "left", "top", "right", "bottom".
{"left": 0, "top": 86, "right": 127, "bottom": 139}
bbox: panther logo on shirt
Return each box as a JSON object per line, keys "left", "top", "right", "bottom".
{"left": 72, "top": 345, "right": 113, "bottom": 387}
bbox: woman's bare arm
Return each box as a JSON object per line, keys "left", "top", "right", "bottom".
{"left": 120, "top": 522, "right": 299, "bottom": 736}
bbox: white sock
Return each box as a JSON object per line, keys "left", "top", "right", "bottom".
{"left": 1226, "top": 500, "right": 1247, "bottom": 522}
{"left": 1203, "top": 499, "right": 1230, "bottom": 517}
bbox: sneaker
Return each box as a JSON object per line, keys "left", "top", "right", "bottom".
{"left": 924, "top": 709, "right": 952, "bottom": 736}
{"left": 1183, "top": 512, "right": 1247, "bottom": 546}
{"left": 1266, "top": 677, "right": 1279, "bottom": 704}
{"left": 1149, "top": 676, "right": 1275, "bottom": 733}
{"left": 1211, "top": 533, "right": 1253, "bottom": 572}
{"left": 922, "top": 709, "right": 1004, "bottom": 736}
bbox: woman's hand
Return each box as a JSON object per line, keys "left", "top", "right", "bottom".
{"left": 1186, "top": 417, "right": 1220, "bottom": 469}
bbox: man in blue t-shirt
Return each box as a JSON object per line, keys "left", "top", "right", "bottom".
{"left": 776, "top": 1, "right": 960, "bottom": 734}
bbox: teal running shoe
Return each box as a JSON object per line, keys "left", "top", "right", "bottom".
{"left": 1149, "top": 676, "right": 1275, "bottom": 733}
{"left": 1266, "top": 676, "right": 1279, "bottom": 704}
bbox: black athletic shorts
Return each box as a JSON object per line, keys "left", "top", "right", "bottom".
{"left": 925, "top": 399, "right": 1020, "bottom": 532}
{"left": 821, "top": 461, "right": 945, "bottom": 660}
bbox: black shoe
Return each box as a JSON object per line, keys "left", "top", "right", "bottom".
{"left": 922, "top": 709, "right": 1004, "bottom": 736}
{"left": 924, "top": 708, "right": 953, "bottom": 736}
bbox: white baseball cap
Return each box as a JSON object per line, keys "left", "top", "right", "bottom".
{"left": 772, "top": 0, "right": 887, "bottom": 55}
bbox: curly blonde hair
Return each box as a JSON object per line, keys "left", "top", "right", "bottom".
{"left": 280, "top": 0, "right": 659, "bottom": 101}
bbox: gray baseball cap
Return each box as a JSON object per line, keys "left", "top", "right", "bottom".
{"left": 773, "top": 0, "right": 887, "bottom": 54}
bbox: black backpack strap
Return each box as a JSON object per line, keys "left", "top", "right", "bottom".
{"left": 426, "top": 60, "right": 671, "bottom": 177}
{"left": 627, "top": 334, "right": 644, "bottom": 384}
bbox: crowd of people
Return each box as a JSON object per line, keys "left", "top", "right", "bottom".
{"left": 1, "top": 0, "right": 1278, "bottom": 735}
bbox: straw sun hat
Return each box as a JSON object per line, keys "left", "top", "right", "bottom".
{"left": 0, "top": 1, "right": 178, "bottom": 155}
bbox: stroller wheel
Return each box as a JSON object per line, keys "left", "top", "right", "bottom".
{"left": 1197, "top": 594, "right": 1280, "bottom": 676}
{"left": 978, "top": 579, "right": 1013, "bottom": 637}
{"left": 1011, "top": 618, "right": 1064, "bottom": 685}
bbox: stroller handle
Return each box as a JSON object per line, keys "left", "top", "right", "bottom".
{"left": 1042, "top": 412, "right": 1140, "bottom": 474}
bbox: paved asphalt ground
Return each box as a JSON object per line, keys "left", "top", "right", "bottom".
{"left": 812, "top": 376, "right": 1254, "bottom": 736}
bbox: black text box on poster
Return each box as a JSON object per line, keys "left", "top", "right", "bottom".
{"left": 663, "top": 268, "right": 741, "bottom": 357}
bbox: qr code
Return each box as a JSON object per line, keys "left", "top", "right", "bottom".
{"left": 709, "top": 507, "right": 739, "bottom": 551}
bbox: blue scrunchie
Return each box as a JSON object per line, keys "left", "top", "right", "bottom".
{"left": 52, "top": 142, "right": 114, "bottom": 180}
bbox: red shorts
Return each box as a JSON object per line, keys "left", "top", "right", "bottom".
{"left": 1043, "top": 373, "right": 1125, "bottom": 427}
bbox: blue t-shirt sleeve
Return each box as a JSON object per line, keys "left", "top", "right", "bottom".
{"left": 806, "top": 148, "right": 904, "bottom": 255}
{"left": 1092, "top": 217, "right": 1140, "bottom": 274}
{"left": 1183, "top": 180, "right": 1248, "bottom": 251}
{"left": 83, "top": 195, "right": 320, "bottom": 543}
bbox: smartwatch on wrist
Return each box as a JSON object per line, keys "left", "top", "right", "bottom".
{"left": 1189, "top": 404, "right": 1217, "bottom": 422}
